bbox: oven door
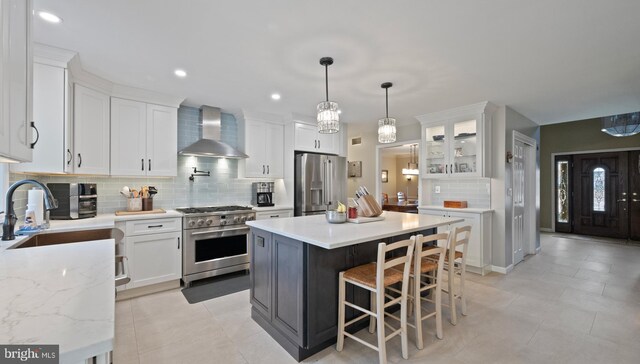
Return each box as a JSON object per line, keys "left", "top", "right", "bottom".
{"left": 183, "top": 226, "right": 250, "bottom": 276}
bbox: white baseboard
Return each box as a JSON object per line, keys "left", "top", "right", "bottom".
{"left": 535, "top": 246, "right": 541, "bottom": 254}
{"left": 540, "top": 228, "right": 553, "bottom": 233}
{"left": 490, "top": 264, "right": 514, "bottom": 274}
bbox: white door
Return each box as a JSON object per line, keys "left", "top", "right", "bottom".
{"left": 129, "top": 232, "right": 182, "bottom": 288}
{"left": 294, "top": 122, "right": 319, "bottom": 152}
{"left": 73, "top": 84, "right": 110, "bottom": 174}
{"left": 146, "top": 104, "right": 177, "bottom": 176}
{"left": 110, "top": 98, "right": 147, "bottom": 176}
{"left": 513, "top": 140, "right": 525, "bottom": 265}
{"left": 245, "top": 120, "right": 267, "bottom": 177}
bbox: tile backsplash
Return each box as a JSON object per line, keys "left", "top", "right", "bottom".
{"left": 422, "top": 177, "right": 491, "bottom": 208}
{"left": 9, "top": 106, "right": 254, "bottom": 218}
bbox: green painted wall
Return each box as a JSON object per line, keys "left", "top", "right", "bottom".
{"left": 540, "top": 117, "right": 640, "bottom": 229}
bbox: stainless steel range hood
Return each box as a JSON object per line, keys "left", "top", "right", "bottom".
{"left": 178, "top": 106, "right": 248, "bottom": 159}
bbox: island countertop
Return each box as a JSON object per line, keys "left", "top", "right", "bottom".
{"left": 246, "top": 211, "right": 463, "bottom": 249}
{"left": 0, "top": 239, "right": 115, "bottom": 363}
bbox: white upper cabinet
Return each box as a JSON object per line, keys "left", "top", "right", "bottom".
{"left": 0, "top": 0, "right": 33, "bottom": 162}
{"left": 416, "top": 102, "right": 497, "bottom": 178}
{"left": 12, "top": 62, "right": 68, "bottom": 173}
{"left": 74, "top": 84, "right": 110, "bottom": 175}
{"left": 110, "top": 98, "right": 177, "bottom": 177}
{"left": 294, "top": 121, "right": 339, "bottom": 155}
{"left": 244, "top": 118, "right": 284, "bottom": 178}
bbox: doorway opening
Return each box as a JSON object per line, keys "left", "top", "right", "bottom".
{"left": 554, "top": 150, "right": 640, "bottom": 241}
{"left": 375, "top": 140, "right": 421, "bottom": 213}
{"left": 512, "top": 131, "right": 537, "bottom": 266}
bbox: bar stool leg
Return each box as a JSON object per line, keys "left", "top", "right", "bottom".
{"left": 376, "top": 290, "right": 387, "bottom": 364}
{"left": 435, "top": 274, "right": 443, "bottom": 339}
{"left": 336, "top": 272, "right": 346, "bottom": 351}
{"left": 400, "top": 284, "right": 409, "bottom": 358}
{"left": 460, "top": 263, "right": 467, "bottom": 316}
{"left": 449, "top": 266, "right": 457, "bottom": 325}
{"left": 369, "top": 291, "right": 376, "bottom": 333}
{"left": 414, "top": 275, "right": 424, "bottom": 350}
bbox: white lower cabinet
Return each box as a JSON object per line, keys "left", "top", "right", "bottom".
{"left": 255, "top": 209, "right": 293, "bottom": 220}
{"left": 118, "top": 217, "right": 182, "bottom": 290}
{"left": 419, "top": 208, "right": 492, "bottom": 275}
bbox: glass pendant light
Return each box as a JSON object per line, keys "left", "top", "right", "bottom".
{"left": 402, "top": 144, "right": 420, "bottom": 175}
{"left": 317, "top": 57, "right": 339, "bottom": 134}
{"left": 378, "top": 82, "right": 396, "bottom": 143}
{"left": 601, "top": 112, "right": 640, "bottom": 137}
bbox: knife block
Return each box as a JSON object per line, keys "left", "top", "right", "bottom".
{"left": 357, "top": 195, "right": 383, "bottom": 217}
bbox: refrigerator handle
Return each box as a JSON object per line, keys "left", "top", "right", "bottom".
{"left": 326, "top": 159, "right": 333, "bottom": 207}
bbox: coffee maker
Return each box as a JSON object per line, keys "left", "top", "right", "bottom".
{"left": 252, "top": 182, "right": 274, "bottom": 207}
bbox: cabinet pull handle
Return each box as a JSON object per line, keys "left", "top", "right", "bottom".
{"left": 66, "top": 149, "right": 72, "bottom": 165}
{"left": 177, "top": 237, "right": 181, "bottom": 249}
{"left": 149, "top": 159, "right": 151, "bottom": 171}
{"left": 318, "top": 139, "right": 320, "bottom": 149}
{"left": 445, "top": 164, "right": 448, "bottom": 174}
{"left": 314, "top": 140, "right": 317, "bottom": 148}
{"left": 270, "top": 215, "right": 279, "bottom": 218}
{"left": 77, "top": 153, "right": 82, "bottom": 168}
{"left": 141, "top": 158, "right": 144, "bottom": 171}
{"left": 147, "top": 224, "right": 163, "bottom": 228}
{"left": 30, "top": 122, "right": 40, "bottom": 149}
{"left": 262, "top": 165, "right": 265, "bottom": 174}
{"left": 267, "top": 165, "right": 269, "bottom": 174}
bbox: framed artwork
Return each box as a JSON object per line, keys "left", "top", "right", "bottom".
{"left": 381, "top": 170, "right": 388, "bottom": 183}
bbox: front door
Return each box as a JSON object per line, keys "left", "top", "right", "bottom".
{"left": 572, "top": 152, "right": 629, "bottom": 239}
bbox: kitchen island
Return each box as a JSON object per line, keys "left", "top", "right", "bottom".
{"left": 246, "top": 211, "right": 463, "bottom": 361}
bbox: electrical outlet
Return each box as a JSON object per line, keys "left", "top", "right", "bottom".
{"left": 435, "top": 185, "right": 441, "bottom": 193}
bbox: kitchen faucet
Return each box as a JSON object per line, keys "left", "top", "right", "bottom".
{"left": 2, "top": 179, "right": 58, "bottom": 241}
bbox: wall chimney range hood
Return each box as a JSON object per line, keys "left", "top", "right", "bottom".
{"left": 178, "top": 106, "right": 248, "bottom": 159}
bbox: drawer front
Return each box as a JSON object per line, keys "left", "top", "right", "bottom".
{"left": 255, "top": 210, "right": 293, "bottom": 220}
{"left": 126, "top": 217, "right": 181, "bottom": 236}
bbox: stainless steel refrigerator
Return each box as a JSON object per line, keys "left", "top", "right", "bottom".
{"left": 294, "top": 152, "right": 347, "bottom": 216}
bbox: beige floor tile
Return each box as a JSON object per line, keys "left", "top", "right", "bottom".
{"left": 232, "top": 329, "right": 298, "bottom": 364}
{"left": 602, "top": 282, "right": 640, "bottom": 304}
{"left": 138, "top": 332, "right": 247, "bottom": 364}
{"left": 113, "top": 323, "right": 138, "bottom": 364}
{"left": 589, "top": 311, "right": 640, "bottom": 346}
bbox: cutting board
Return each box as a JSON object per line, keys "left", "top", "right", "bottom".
{"left": 347, "top": 216, "right": 385, "bottom": 224}
{"left": 115, "top": 208, "right": 166, "bottom": 216}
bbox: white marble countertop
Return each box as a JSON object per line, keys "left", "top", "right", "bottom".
{"left": 418, "top": 205, "right": 494, "bottom": 213}
{"left": 246, "top": 211, "right": 464, "bottom": 249}
{"left": 0, "top": 239, "right": 115, "bottom": 363}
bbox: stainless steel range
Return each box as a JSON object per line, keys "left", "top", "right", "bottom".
{"left": 178, "top": 205, "right": 255, "bottom": 286}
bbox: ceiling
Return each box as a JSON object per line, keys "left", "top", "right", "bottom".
{"left": 33, "top": 0, "right": 640, "bottom": 127}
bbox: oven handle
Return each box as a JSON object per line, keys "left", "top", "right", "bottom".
{"left": 190, "top": 226, "right": 249, "bottom": 236}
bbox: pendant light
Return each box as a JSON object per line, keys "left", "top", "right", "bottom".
{"left": 317, "top": 57, "right": 339, "bottom": 134}
{"left": 378, "top": 82, "right": 396, "bottom": 143}
{"left": 601, "top": 112, "right": 640, "bottom": 137}
{"left": 402, "top": 144, "right": 420, "bottom": 175}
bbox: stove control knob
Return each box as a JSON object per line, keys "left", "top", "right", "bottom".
{"left": 205, "top": 219, "right": 213, "bottom": 225}
{"left": 241, "top": 216, "right": 247, "bottom": 222}
{"left": 233, "top": 216, "right": 240, "bottom": 223}
{"left": 220, "top": 220, "right": 228, "bottom": 226}
{"left": 247, "top": 215, "right": 254, "bottom": 221}
{"left": 188, "top": 220, "right": 196, "bottom": 227}
{"left": 196, "top": 219, "right": 205, "bottom": 227}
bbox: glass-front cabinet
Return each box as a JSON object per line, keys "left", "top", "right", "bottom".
{"left": 417, "top": 102, "right": 497, "bottom": 178}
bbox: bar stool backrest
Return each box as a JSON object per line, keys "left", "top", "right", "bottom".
{"left": 376, "top": 239, "right": 415, "bottom": 290}
{"left": 450, "top": 225, "right": 472, "bottom": 264}
{"left": 414, "top": 232, "right": 448, "bottom": 272}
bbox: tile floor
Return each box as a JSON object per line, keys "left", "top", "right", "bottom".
{"left": 114, "top": 233, "right": 640, "bottom": 363}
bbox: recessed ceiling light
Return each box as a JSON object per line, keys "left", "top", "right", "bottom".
{"left": 174, "top": 69, "right": 187, "bottom": 78}
{"left": 338, "top": 109, "right": 342, "bottom": 114}
{"left": 271, "top": 93, "right": 281, "bottom": 100}
{"left": 38, "top": 11, "right": 62, "bottom": 24}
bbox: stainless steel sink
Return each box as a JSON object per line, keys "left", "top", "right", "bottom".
{"left": 9, "top": 228, "right": 130, "bottom": 286}
{"left": 9, "top": 228, "right": 121, "bottom": 249}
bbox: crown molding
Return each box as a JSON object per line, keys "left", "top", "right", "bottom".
{"left": 415, "top": 101, "right": 498, "bottom": 124}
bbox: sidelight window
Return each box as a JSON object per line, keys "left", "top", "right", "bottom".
{"left": 593, "top": 167, "right": 605, "bottom": 212}
{"left": 556, "top": 161, "right": 569, "bottom": 223}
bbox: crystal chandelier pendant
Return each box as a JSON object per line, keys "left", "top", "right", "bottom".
{"left": 378, "top": 117, "right": 396, "bottom": 143}
{"left": 601, "top": 112, "right": 640, "bottom": 137}
{"left": 317, "top": 101, "right": 339, "bottom": 134}
{"left": 317, "top": 57, "right": 339, "bottom": 134}
{"left": 378, "top": 82, "right": 396, "bottom": 143}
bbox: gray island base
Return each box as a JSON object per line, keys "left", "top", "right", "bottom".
{"left": 246, "top": 212, "right": 463, "bottom": 361}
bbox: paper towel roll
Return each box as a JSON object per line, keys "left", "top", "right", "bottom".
{"left": 28, "top": 188, "right": 44, "bottom": 226}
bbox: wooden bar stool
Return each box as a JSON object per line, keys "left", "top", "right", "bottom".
{"left": 408, "top": 232, "right": 448, "bottom": 349}
{"left": 336, "top": 238, "right": 415, "bottom": 364}
{"left": 442, "top": 225, "right": 471, "bottom": 325}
